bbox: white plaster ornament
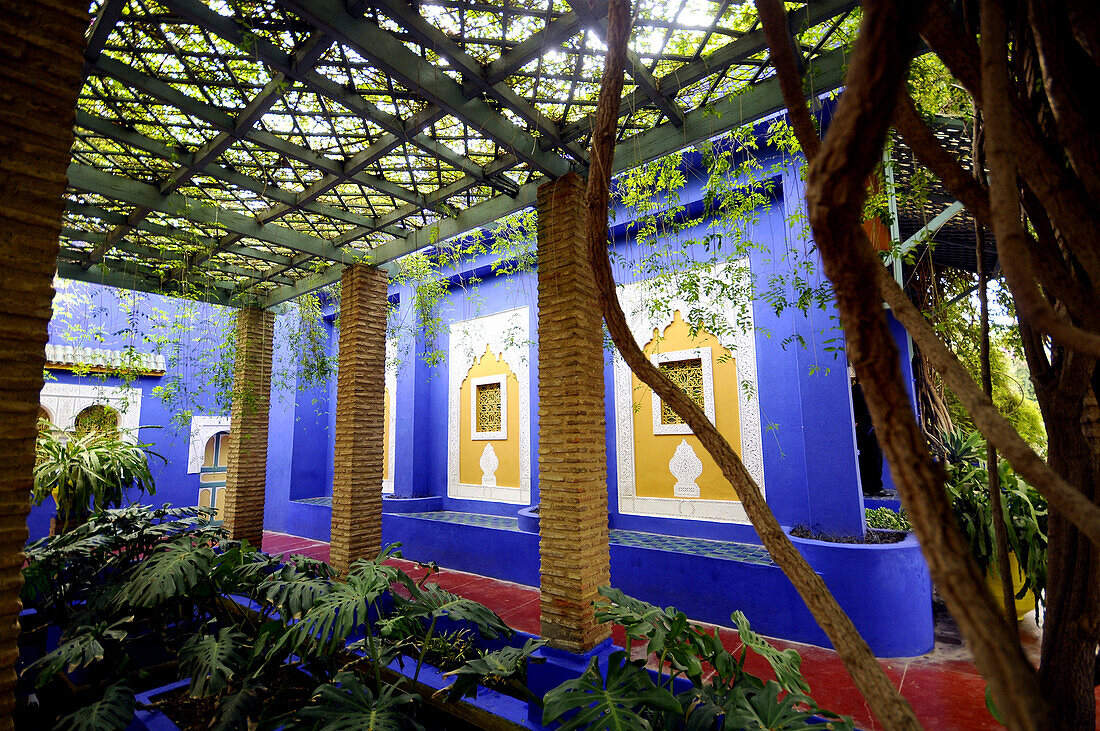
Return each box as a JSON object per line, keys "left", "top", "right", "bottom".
{"left": 669, "top": 439, "right": 703, "bottom": 498}
{"left": 480, "top": 443, "right": 499, "bottom": 487}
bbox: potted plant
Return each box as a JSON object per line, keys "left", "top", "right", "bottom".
{"left": 938, "top": 428, "right": 1048, "bottom": 618}
{"left": 31, "top": 419, "right": 159, "bottom": 533}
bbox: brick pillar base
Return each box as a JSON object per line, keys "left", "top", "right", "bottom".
{"left": 330, "top": 264, "right": 389, "bottom": 574}
{"left": 223, "top": 308, "right": 274, "bottom": 548}
{"left": 536, "top": 173, "right": 612, "bottom": 652}
{"left": 0, "top": 1, "right": 87, "bottom": 725}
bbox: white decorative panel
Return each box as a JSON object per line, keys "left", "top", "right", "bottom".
{"left": 669, "top": 440, "right": 703, "bottom": 498}
{"left": 613, "top": 261, "right": 764, "bottom": 523}
{"left": 384, "top": 339, "right": 397, "bottom": 493}
{"left": 40, "top": 382, "right": 143, "bottom": 442}
{"left": 188, "top": 415, "right": 230, "bottom": 474}
{"left": 479, "top": 443, "right": 499, "bottom": 487}
{"left": 447, "top": 307, "right": 531, "bottom": 504}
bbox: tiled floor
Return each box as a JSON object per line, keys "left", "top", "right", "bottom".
{"left": 261, "top": 529, "right": 1079, "bottom": 730}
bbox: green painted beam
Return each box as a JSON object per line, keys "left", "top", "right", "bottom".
{"left": 160, "top": 0, "right": 506, "bottom": 194}
{"left": 64, "top": 201, "right": 296, "bottom": 267}
{"left": 75, "top": 110, "right": 411, "bottom": 238}
{"left": 256, "top": 46, "right": 849, "bottom": 308}
{"left": 374, "top": 0, "right": 588, "bottom": 163}
{"left": 561, "top": 0, "right": 857, "bottom": 141}
{"left": 67, "top": 164, "right": 364, "bottom": 263}
{"left": 280, "top": 0, "right": 575, "bottom": 178}
{"left": 56, "top": 261, "right": 248, "bottom": 307}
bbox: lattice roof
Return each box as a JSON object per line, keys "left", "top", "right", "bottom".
{"left": 62, "top": 0, "right": 859, "bottom": 308}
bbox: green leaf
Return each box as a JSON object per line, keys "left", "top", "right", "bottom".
{"left": 542, "top": 651, "right": 682, "bottom": 731}
{"left": 211, "top": 675, "right": 267, "bottom": 731}
{"left": 28, "top": 618, "right": 131, "bottom": 685}
{"left": 714, "top": 680, "right": 852, "bottom": 731}
{"left": 53, "top": 681, "right": 135, "bottom": 731}
{"left": 291, "top": 672, "right": 422, "bottom": 730}
{"left": 254, "top": 564, "right": 334, "bottom": 619}
{"left": 116, "top": 537, "right": 215, "bottom": 607}
{"left": 179, "top": 627, "right": 248, "bottom": 698}
{"left": 286, "top": 570, "right": 390, "bottom": 655}
{"left": 395, "top": 583, "right": 511, "bottom": 640}
{"left": 442, "top": 637, "right": 546, "bottom": 701}
{"left": 730, "top": 612, "right": 809, "bottom": 694}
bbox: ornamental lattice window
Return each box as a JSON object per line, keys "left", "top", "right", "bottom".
{"left": 659, "top": 358, "right": 704, "bottom": 425}
{"left": 476, "top": 382, "right": 502, "bottom": 432}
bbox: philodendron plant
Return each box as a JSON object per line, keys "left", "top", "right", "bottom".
{"left": 542, "top": 586, "right": 853, "bottom": 731}
{"left": 21, "top": 510, "right": 542, "bottom": 731}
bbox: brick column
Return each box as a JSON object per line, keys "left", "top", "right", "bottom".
{"left": 330, "top": 264, "right": 389, "bottom": 574}
{"left": 536, "top": 173, "right": 612, "bottom": 652}
{"left": 223, "top": 307, "right": 274, "bottom": 547}
{"left": 0, "top": 1, "right": 87, "bottom": 725}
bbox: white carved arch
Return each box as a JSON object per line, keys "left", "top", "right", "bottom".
{"left": 613, "top": 261, "right": 764, "bottom": 523}
{"left": 40, "top": 383, "right": 143, "bottom": 442}
{"left": 188, "top": 415, "right": 231, "bottom": 474}
{"left": 447, "top": 307, "right": 531, "bottom": 504}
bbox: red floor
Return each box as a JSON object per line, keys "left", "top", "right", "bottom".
{"left": 262, "top": 530, "right": 1030, "bottom": 730}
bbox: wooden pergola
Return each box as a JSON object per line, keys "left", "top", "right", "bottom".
{"left": 62, "top": 0, "right": 858, "bottom": 308}
{"left": 0, "top": 0, "right": 865, "bottom": 725}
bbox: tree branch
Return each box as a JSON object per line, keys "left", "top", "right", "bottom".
{"left": 801, "top": 0, "right": 1049, "bottom": 724}
{"left": 583, "top": 1, "right": 921, "bottom": 728}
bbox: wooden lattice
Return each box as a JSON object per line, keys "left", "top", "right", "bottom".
{"left": 659, "top": 358, "right": 703, "bottom": 425}
{"left": 476, "top": 382, "right": 503, "bottom": 433}
{"left": 62, "top": 0, "right": 859, "bottom": 308}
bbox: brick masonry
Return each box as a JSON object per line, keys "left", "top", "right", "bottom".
{"left": 329, "top": 264, "right": 389, "bottom": 574}
{"left": 0, "top": 1, "right": 87, "bottom": 725}
{"left": 223, "top": 308, "right": 275, "bottom": 548}
{"left": 536, "top": 173, "right": 612, "bottom": 652}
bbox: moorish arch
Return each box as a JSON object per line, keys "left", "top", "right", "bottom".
{"left": 613, "top": 267, "right": 764, "bottom": 523}
{"left": 447, "top": 307, "right": 531, "bottom": 504}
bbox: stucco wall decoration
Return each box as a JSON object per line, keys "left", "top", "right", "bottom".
{"left": 614, "top": 262, "right": 764, "bottom": 523}
{"left": 448, "top": 307, "right": 531, "bottom": 504}
{"left": 40, "top": 383, "right": 143, "bottom": 441}
{"left": 188, "top": 415, "right": 231, "bottom": 474}
{"left": 384, "top": 338, "right": 397, "bottom": 493}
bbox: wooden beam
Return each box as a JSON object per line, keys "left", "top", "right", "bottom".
{"left": 257, "top": 45, "right": 849, "bottom": 307}
{"left": 67, "top": 164, "right": 363, "bottom": 263}
{"left": 280, "top": 0, "right": 575, "bottom": 178}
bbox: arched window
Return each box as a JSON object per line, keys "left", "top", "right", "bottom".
{"left": 37, "top": 406, "right": 53, "bottom": 434}
{"left": 198, "top": 431, "right": 229, "bottom": 519}
{"left": 74, "top": 404, "right": 120, "bottom": 440}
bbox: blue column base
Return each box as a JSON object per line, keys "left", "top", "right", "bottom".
{"left": 526, "top": 638, "right": 617, "bottom": 726}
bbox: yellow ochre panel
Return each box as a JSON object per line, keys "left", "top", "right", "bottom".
{"left": 459, "top": 346, "right": 521, "bottom": 487}
{"left": 632, "top": 311, "right": 742, "bottom": 501}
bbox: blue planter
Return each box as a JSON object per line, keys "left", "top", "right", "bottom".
{"left": 127, "top": 679, "right": 188, "bottom": 731}
{"left": 787, "top": 528, "right": 933, "bottom": 657}
{"left": 382, "top": 495, "right": 443, "bottom": 514}
{"left": 517, "top": 505, "right": 539, "bottom": 534}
